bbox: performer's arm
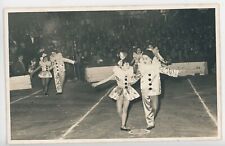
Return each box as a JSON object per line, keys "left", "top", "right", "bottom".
{"left": 147, "top": 46, "right": 168, "bottom": 64}
{"left": 130, "top": 52, "right": 136, "bottom": 65}
{"left": 130, "top": 58, "right": 135, "bottom": 65}
{"left": 153, "top": 48, "right": 168, "bottom": 65}
{"left": 159, "top": 66, "right": 179, "bottom": 77}
{"left": 130, "top": 72, "right": 141, "bottom": 85}
{"left": 49, "top": 63, "right": 54, "bottom": 71}
{"left": 92, "top": 74, "right": 115, "bottom": 87}
{"left": 155, "top": 53, "right": 168, "bottom": 64}
{"left": 30, "top": 66, "right": 41, "bottom": 77}
{"left": 63, "top": 57, "right": 76, "bottom": 64}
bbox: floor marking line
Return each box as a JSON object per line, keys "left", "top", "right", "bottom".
{"left": 187, "top": 79, "right": 217, "bottom": 127}
{"left": 59, "top": 86, "right": 114, "bottom": 139}
{"left": 10, "top": 89, "right": 42, "bottom": 104}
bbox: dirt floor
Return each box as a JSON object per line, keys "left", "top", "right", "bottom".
{"left": 9, "top": 74, "right": 218, "bottom": 141}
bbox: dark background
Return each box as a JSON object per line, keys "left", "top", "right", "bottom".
{"left": 8, "top": 9, "right": 216, "bottom": 76}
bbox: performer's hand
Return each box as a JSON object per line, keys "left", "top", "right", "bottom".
{"left": 162, "top": 60, "right": 167, "bottom": 64}
{"left": 135, "top": 73, "right": 142, "bottom": 79}
{"left": 164, "top": 60, "right": 172, "bottom": 65}
{"left": 92, "top": 82, "right": 99, "bottom": 87}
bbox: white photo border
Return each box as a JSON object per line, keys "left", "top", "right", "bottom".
{"left": 3, "top": 3, "right": 222, "bottom": 145}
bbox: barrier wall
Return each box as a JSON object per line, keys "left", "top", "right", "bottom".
{"left": 168, "top": 62, "right": 208, "bottom": 76}
{"left": 9, "top": 62, "right": 208, "bottom": 90}
{"left": 10, "top": 75, "right": 32, "bottom": 91}
{"left": 85, "top": 62, "right": 208, "bottom": 82}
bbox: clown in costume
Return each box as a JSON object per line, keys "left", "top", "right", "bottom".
{"left": 138, "top": 49, "right": 183, "bottom": 130}
{"left": 92, "top": 52, "right": 140, "bottom": 131}
{"left": 50, "top": 51, "right": 75, "bottom": 94}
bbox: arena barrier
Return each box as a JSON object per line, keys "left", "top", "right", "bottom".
{"left": 10, "top": 75, "right": 32, "bottom": 91}
{"left": 167, "top": 62, "right": 208, "bottom": 76}
{"left": 85, "top": 62, "right": 208, "bottom": 82}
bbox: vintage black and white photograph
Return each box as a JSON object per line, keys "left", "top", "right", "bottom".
{"left": 5, "top": 5, "right": 221, "bottom": 143}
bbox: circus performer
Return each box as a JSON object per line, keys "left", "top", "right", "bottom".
{"left": 31, "top": 53, "right": 53, "bottom": 95}
{"left": 92, "top": 52, "right": 140, "bottom": 131}
{"left": 138, "top": 49, "right": 182, "bottom": 130}
{"left": 50, "top": 50, "right": 75, "bottom": 94}
{"left": 117, "top": 51, "right": 128, "bottom": 67}
{"left": 131, "top": 47, "right": 143, "bottom": 73}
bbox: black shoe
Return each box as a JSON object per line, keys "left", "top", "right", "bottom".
{"left": 146, "top": 125, "right": 155, "bottom": 130}
{"left": 120, "top": 127, "right": 131, "bottom": 131}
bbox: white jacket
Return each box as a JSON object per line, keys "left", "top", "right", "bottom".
{"left": 138, "top": 57, "right": 179, "bottom": 96}
{"left": 50, "top": 53, "right": 74, "bottom": 73}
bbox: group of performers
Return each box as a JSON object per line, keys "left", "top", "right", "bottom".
{"left": 30, "top": 49, "right": 75, "bottom": 95}
{"left": 29, "top": 44, "right": 185, "bottom": 132}
{"left": 92, "top": 45, "right": 185, "bottom": 132}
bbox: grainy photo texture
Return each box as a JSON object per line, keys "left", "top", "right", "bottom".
{"left": 5, "top": 5, "right": 220, "bottom": 144}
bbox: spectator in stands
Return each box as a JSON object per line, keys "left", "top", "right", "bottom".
{"left": 12, "top": 55, "right": 27, "bottom": 76}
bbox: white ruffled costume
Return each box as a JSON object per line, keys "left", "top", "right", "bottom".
{"left": 108, "top": 66, "right": 140, "bottom": 101}
{"left": 38, "top": 54, "right": 52, "bottom": 78}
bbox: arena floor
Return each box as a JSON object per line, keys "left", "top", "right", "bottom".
{"left": 9, "top": 74, "right": 219, "bottom": 141}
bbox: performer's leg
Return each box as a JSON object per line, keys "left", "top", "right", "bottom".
{"left": 44, "top": 78, "right": 50, "bottom": 95}
{"left": 41, "top": 78, "right": 45, "bottom": 93}
{"left": 121, "top": 97, "right": 130, "bottom": 129}
{"left": 60, "top": 72, "right": 65, "bottom": 92}
{"left": 116, "top": 95, "right": 123, "bottom": 120}
{"left": 43, "top": 78, "right": 47, "bottom": 94}
{"left": 133, "top": 64, "right": 138, "bottom": 74}
{"left": 54, "top": 72, "right": 62, "bottom": 93}
{"left": 151, "top": 95, "right": 159, "bottom": 118}
{"left": 142, "top": 95, "right": 155, "bottom": 129}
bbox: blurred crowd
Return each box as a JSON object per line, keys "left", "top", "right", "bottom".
{"left": 8, "top": 9, "right": 216, "bottom": 79}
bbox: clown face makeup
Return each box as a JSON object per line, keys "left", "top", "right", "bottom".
{"left": 123, "top": 62, "right": 130, "bottom": 70}
{"left": 140, "top": 55, "right": 152, "bottom": 64}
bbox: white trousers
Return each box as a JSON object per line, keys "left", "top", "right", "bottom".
{"left": 142, "top": 95, "right": 158, "bottom": 127}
